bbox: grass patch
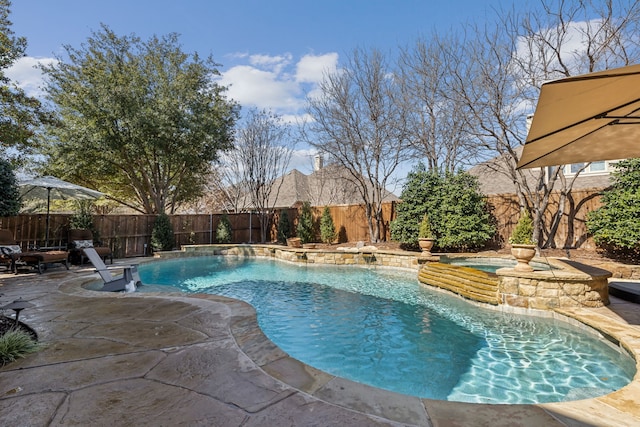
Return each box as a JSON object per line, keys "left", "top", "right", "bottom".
{"left": 0, "top": 329, "right": 40, "bottom": 366}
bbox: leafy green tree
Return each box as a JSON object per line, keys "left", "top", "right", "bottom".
{"left": 215, "top": 214, "right": 233, "bottom": 243}
{"left": 0, "top": 158, "right": 20, "bottom": 216}
{"left": 296, "top": 201, "right": 314, "bottom": 244}
{"left": 391, "top": 164, "right": 495, "bottom": 251}
{"left": 0, "top": 0, "right": 52, "bottom": 164}
{"left": 39, "top": 25, "right": 239, "bottom": 214}
{"left": 587, "top": 158, "right": 640, "bottom": 258}
{"left": 277, "top": 209, "right": 291, "bottom": 244}
{"left": 320, "top": 206, "right": 336, "bottom": 244}
{"left": 151, "top": 213, "right": 175, "bottom": 251}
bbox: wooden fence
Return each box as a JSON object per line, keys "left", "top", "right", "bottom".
{"left": 0, "top": 190, "right": 602, "bottom": 258}
{"left": 0, "top": 203, "right": 397, "bottom": 258}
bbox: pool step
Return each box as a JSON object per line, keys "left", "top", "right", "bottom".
{"left": 418, "top": 262, "right": 500, "bottom": 305}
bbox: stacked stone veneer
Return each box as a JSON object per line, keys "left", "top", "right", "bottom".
{"left": 169, "top": 245, "right": 611, "bottom": 309}
{"left": 495, "top": 259, "right": 612, "bottom": 309}
{"left": 176, "top": 244, "right": 422, "bottom": 270}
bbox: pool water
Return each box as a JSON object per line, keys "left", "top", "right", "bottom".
{"left": 139, "top": 257, "right": 635, "bottom": 404}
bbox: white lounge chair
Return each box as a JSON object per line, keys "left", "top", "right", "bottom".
{"left": 82, "top": 247, "right": 141, "bottom": 292}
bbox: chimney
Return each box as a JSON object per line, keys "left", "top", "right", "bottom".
{"left": 314, "top": 154, "right": 323, "bottom": 171}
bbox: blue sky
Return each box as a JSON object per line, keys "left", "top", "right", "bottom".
{"left": 7, "top": 0, "right": 512, "bottom": 180}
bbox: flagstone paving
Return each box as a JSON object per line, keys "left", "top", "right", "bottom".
{"left": 1, "top": 262, "right": 639, "bottom": 426}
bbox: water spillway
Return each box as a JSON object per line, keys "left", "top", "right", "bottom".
{"left": 418, "top": 262, "right": 500, "bottom": 305}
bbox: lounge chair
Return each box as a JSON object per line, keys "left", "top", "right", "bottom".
{"left": 0, "top": 229, "right": 69, "bottom": 274}
{"left": 68, "top": 229, "right": 112, "bottom": 265}
{"left": 82, "top": 247, "right": 141, "bottom": 292}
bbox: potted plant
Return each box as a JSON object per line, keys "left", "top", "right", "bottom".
{"left": 418, "top": 214, "right": 435, "bottom": 256}
{"left": 509, "top": 209, "right": 537, "bottom": 272}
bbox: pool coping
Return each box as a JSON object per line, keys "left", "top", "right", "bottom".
{"left": 70, "top": 253, "right": 640, "bottom": 426}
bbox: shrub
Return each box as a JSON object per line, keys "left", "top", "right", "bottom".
{"left": 0, "top": 159, "right": 21, "bottom": 217}
{"left": 69, "top": 200, "right": 100, "bottom": 240}
{"left": 418, "top": 214, "right": 433, "bottom": 239}
{"left": 0, "top": 329, "right": 40, "bottom": 366}
{"left": 151, "top": 212, "right": 175, "bottom": 251}
{"left": 509, "top": 209, "right": 535, "bottom": 245}
{"left": 587, "top": 158, "right": 640, "bottom": 259}
{"left": 277, "top": 210, "right": 291, "bottom": 243}
{"left": 216, "top": 214, "right": 233, "bottom": 243}
{"left": 391, "top": 165, "right": 495, "bottom": 251}
{"left": 296, "top": 201, "right": 314, "bottom": 244}
{"left": 320, "top": 206, "right": 336, "bottom": 244}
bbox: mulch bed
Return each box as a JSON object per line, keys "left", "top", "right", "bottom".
{"left": 0, "top": 316, "right": 37, "bottom": 340}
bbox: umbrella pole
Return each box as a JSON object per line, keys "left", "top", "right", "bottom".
{"left": 45, "top": 187, "right": 51, "bottom": 247}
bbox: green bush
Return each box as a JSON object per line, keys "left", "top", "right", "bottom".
{"left": 418, "top": 214, "right": 433, "bottom": 239}
{"left": 391, "top": 165, "right": 495, "bottom": 251}
{"left": 320, "top": 206, "right": 336, "bottom": 244}
{"left": 151, "top": 212, "right": 175, "bottom": 251}
{"left": 277, "top": 210, "right": 291, "bottom": 243}
{"left": 296, "top": 201, "right": 314, "bottom": 244}
{"left": 0, "top": 159, "right": 21, "bottom": 217}
{"left": 587, "top": 158, "right": 640, "bottom": 258}
{"left": 216, "top": 214, "right": 233, "bottom": 243}
{"left": 0, "top": 329, "right": 40, "bottom": 366}
{"left": 509, "top": 210, "right": 535, "bottom": 245}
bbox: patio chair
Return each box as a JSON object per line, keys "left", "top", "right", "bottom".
{"left": 0, "top": 229, "right": 69, "bottom": 274}
{"left": 83, "top": 247, "right": 141, "bottom": 292}
{"left": 68, "top": 229, "right": 112, "bottom": 265}
{"left": 0, "top": 229, "right": 21, "bottom": 273}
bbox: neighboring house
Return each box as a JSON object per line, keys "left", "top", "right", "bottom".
{"left": 263, "top": 157, "right": 400, "bottom": 209}
{"left": 469, "top": 146, "right": 615, "bottom": 196}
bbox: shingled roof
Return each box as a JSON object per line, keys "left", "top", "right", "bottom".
{"left": 264, "top": 164, "right": 399, "bottom": 208}
{"left": 468, "top": 146, "right": 613, "bottom": 196}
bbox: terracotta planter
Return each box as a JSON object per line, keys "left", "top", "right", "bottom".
{"left": 286, "top": 237, "right": 302, "bottom": 248}
{"left": 511, "top": 244, "right": 537, "bottom": 272}
{"left": 418, "top": 238, "right": 435, "bottom": 256}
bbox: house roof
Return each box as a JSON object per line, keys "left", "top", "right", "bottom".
{"left": 469, "top": 146, "right": 612, "bottom": 196}
{"left": 266, "top": 164, "right": 400, "bottom": 208}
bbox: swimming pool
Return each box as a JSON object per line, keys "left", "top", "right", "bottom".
{"left": 138, "top": 256, "right": 635, "bottom": 404}
{"left": 440, "top": 255, "right": 555, "bottom": 273}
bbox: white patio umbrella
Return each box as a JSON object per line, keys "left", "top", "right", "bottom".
{"left": 18, "top": 176, "right": 105, "bottom": 244}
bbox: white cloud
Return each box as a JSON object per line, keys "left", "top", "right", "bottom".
{"left": 6, "top": 56, "right": 57, "bottom": 98}
{"left": 217, "top": 52, "right": 339, "bottom": 117}
{"left": 295, "top": 53, "right": 338, "bottom": 83}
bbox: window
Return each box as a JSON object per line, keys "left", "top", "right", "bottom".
{"left": 570, "top": 163, "right": 585, "bottom": 173}
{"left": 590, "top": 161, "right": 605, "bottom": 172}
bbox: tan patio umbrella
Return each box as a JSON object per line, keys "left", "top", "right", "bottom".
{"left": 18, "top": 176, "right": 105, "bottom": 245}
{"left": 517, "top": 64, "right": 640, "bottom": 169}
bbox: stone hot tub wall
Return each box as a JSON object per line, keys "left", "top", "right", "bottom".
{"left": 495, "top": 259, "right": 612, "bottom": 309}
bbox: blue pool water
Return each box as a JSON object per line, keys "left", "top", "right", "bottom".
{"left": 138, "top": 256, "right": 635, "bottom": 404}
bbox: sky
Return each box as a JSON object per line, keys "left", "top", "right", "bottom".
{"left": 7, "top": 0, "right": 514, "bottom": 183}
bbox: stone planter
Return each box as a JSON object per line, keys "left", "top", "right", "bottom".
{"left": 511, "top": 244, "right": 537, "bottom": 272}
{"left": 418, "top": 238, "right": 435, "bottom": 256}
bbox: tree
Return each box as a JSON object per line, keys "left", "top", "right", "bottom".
{"left": 277, "top": 209, "right": 291, "bottom": 244}
{"left": 447, "top": 0, "right": 640, "bottom": 247}
{"left": 39, "top": 25, "right": 239, "bottom": 214}
{"left": 0, "top": 0, "right": 52, "bottom": 164}
{"left": 587, "top": 159, "right": 640, "bottom": 258}
{"left": 215, "top": 214, "right": 233, "bottom": 243}
{"left": 305, "top": 47, "right": 412, "bottom": 242}
{"left": 0, "top": 158, "right": 20, "bottom": 216}
{"left": 319, "top": 206, "right": 336, "bottom": 244}
{"left": 296, "top": 201, "right": 314, "bottom": 244}
{"left": 233, "top": 108, "right": 294, "bottom": 242}
{"left": 151, "top": 213, "right": 175, "bottom": 251}
{"left": 397, "top": 35, "right": 478, "bottom": 173}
